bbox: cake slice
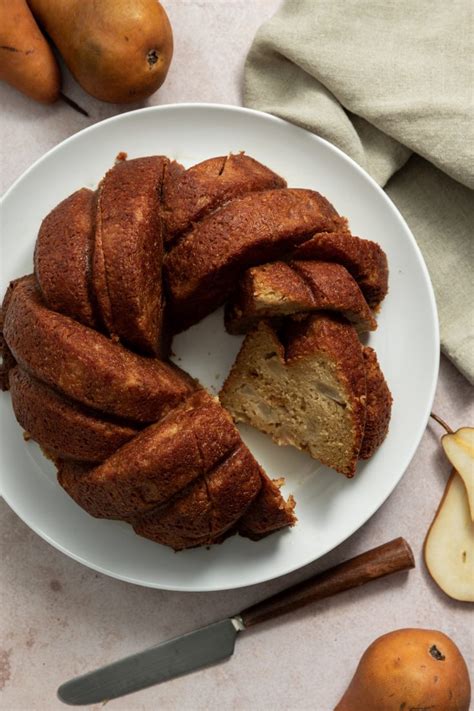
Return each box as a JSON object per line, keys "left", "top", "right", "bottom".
{"left": 220, "top": 315, "right": 367, "bottom": 477}
{"left": 165, "top": 188, "right": 346, "bottom": 331}
{"left": 133, "top": 443, "right": 263, "bottom": 550}
{"left": 93, "top": 156, "right": 168, "bottom": 355}
{"left": 34, "top": 188, "right": 97, "bottom": 328}
{"left": 205, "top": 445, "right": 264, "bottom": 539}
{"left": 162, "top": 153, "right": 286, "bottom": 243}
{"left": 292, "top": 231, "right": 388, "bottom": 308}
{"left": 2, "top": 276, "right": 196, "bottom": 423}
{"left": 9, "top": 367, "right": 138, "bottom": 463}
{"left": 225, "top": 260, "right": 377, "bottom": 335}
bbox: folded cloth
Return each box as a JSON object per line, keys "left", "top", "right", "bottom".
{"left": 244, "top": 0, "right": 474, "bottom": 382}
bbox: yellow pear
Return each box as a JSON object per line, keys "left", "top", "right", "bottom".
{"left": 424, "top": 469, "right": 474, "bottom": 602}
{"left": 27, "top": 0, "right": 173, "bottom": 103}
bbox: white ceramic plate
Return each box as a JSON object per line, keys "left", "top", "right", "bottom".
{"left": 0, "top": 104, "right": 439, "bottom": 591}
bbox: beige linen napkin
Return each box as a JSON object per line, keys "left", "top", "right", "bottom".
{"left": 244, "top": 0, "right": 474, "bottom": 382}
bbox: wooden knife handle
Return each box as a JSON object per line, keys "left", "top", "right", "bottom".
{"left": 240, "top": 537, "right": 414, "bottom": 628}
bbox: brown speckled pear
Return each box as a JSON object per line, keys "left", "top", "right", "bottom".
{"left": 334, "top": 628, "right": 471, "bottom": 711}
{"left": 27, "top": 0, "right": 173, "bottom": 103}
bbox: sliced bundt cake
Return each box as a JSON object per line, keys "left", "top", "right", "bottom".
{"left": 165, "top": 188, "right": 346, "bottom": 331}
{"left": 34, "top": 188, "right": 97, "bottom": 328}
{"left": 225, "top": 260, "right": 377, "bottom": 335}
{"left": 9, "top": 367, "right": 138, "bottom": 463}
{"left": 220, "top": 315, "right": 367, "bottom": 477}
{"left": 2, "top": 276, "right": 196, "bottom": 423}
{"left": 162, "top": 153, "right": 286, "bottom": 243}
{"left": 1, "top": 150, "right": 393, "bottom": 552}
{"left": 93, "top": 156, "right": 168, "bottom": 355}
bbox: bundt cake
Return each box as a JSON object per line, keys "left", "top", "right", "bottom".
{"left": 1, "top": 151, "right": 391, "bottom": 551}
{"left": 225, "top": 260, "right": 377, "bottom": 335}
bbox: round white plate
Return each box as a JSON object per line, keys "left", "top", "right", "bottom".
{"left": 0, "top": 104, "right": 439, "bottom": 591}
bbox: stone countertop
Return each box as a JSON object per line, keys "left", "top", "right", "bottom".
{"left": 1, "top": 1, "right": 472, "bottom": 709}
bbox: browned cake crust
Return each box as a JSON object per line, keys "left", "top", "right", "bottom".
{"left": 57, "top": 391, "right": 243, "bottom": 520}
{"left": 225, "top": 260, "right": 377, "bottom": 334}
{"left": 359, "top": 347, "right": 392, "bottom": 459}
{"left": 34, "top": 188, "right": 97, "bottom": 328}
{"left": 205, "top": 444, "right": 263, "bottom": 538}
{"left": 133, "top": 443, "right": 263, "bottom": 550}
{"left": 239, "top": 473, "right": 296, "bottom": 541}
{"left": 220, "top": 315, "right": 367, "bottom": 477}
{"left": 93, "top": 157, "right": 168, "bottom": 354}
{"left": 9, "top": 367, "right": 138, "bottom": 463}
{"left": 292, "top": 232, "right": 388, "bottom": 307}
{"left": 3, "top": 276, "right": 196, "bottom": 423}
{"left": 133, "top": 477, "right": 213, "bottom": 550}
{"left": 165, "top": 188, "right": 345, "bottom": 331}
{"left": 162, "top": 153, "right": 287, "bottom": 242}
{"left": 0, "top": 277, "right": 26, "bottom": 391}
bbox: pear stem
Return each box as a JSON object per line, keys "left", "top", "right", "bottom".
{"left": 430, "top": 412, "right": 453, "bottom": 434}
{"left": 60, "top": 92, "right": 89, "bottom": 117}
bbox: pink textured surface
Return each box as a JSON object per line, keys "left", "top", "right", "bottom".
{"left": 0, "top": 1, "right": 472, "bottom": 709}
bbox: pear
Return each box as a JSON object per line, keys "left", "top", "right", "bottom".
{"left": 334, "top": 628, "right": 471, "bottom": 711}
{"left": 0, "top": 0, "right": 60, "bottom": 103}
{"left": 424, "top": 470, "right": 474, "bottom": 602}
{"left": 431, "top": 414, "right": 474, "bottom": 519}
{"left": 28, "top": 0, "right": 173, "bottom": 103}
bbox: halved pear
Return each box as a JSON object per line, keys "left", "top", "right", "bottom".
{"left": 441, "top": 427, "right": 474, "bottom": 520}
{"left": 424, "top": 469, "right": 474, "bottom": 602}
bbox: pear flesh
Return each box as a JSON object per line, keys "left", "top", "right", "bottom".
{"left": 441, "top": 427, "right": 474, "bottom": 520}
{"left": 424, "top": 470, "right": 474, "bottom": 602}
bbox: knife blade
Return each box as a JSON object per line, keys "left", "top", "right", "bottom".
{"left": 58, "top": 618, "right": 242, "bottom": 705}
{"left": 58, "top": 537, "right": 414, "bottom": 705}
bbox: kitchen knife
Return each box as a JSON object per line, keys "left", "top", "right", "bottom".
{"left": 58, "top": 537, "right": 414, "bottom": 705}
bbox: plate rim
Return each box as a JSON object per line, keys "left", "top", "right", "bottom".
{"left": 0, "top": 102, "right": 440, "bottom": 591}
